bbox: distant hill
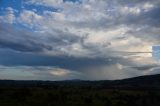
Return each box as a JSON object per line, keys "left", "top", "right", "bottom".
{"left": 0, "top": 74, "right": 160, "bottom": 89}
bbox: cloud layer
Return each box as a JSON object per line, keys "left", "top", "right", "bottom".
{"left": 0, "top": 0, "right": 160, "bottom": 80}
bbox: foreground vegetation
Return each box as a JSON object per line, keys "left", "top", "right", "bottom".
{"left": 0, "top": 86, "right": 160, "bottom": 106}
{"left": 0, "top": 74, "right": 160, "bottom": 106}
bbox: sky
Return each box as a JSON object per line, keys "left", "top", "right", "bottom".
{"left": 0, "top": 0, "right": 160, "bottom": 80}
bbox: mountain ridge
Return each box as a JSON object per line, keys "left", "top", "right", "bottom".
{"left": 0, "top": 74, "right": 160, "bottom": 89}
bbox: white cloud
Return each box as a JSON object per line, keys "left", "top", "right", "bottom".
{"left": 19, "top": 10, "right": 43, "bottom": 28}
{"left": 26, "top": 0, "right": 63, "bottom": 7}
{"left": 0, "top": 7, "right": 16, "bottom": 24}
{"left": 49, "top": 68, "right": 81, "bottom": 77}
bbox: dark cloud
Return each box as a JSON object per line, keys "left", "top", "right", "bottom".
{"left": 0, "top": 49, "right": 116, "bottom": 71}
{"left": 63, "top": 0, "right": 82, "bottom": 3}
{"left": 0, "top": 23, "right": 52, "bottom": 52}
{"left": 141, "top": 7, "right": 160, "bottom": 27}
{"left": 118, "top": 0, "right": 160, "bottom": 6}
{"left": 0, "top": 23, "right": 84, "bottom": 54}
{"left": 0, "top": 37, "right": 52, "bottom": 52}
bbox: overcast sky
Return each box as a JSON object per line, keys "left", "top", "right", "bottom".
{"left": 0, "top": 0, "right": 160, "bottom": 80}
